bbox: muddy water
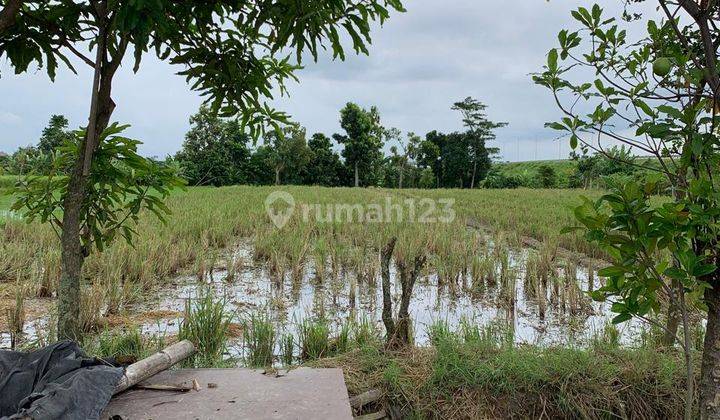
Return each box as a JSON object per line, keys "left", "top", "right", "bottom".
{"left": 139, "top": 241, "right": 641, "bottom": 350}
{"left": 1, "top": 238, "right": 642, "bottom": 352}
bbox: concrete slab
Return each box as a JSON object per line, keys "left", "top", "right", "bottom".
{"left": 102, "top": 368, "right": 352, "bottom": 420}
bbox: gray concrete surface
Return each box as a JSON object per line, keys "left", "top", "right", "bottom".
{"left": 102, "top": 368, "right": 352, "bottom": 420}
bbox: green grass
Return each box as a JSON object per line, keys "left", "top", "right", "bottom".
{"left": 298, "top": 317, "right": 332, "bottom": 361}
{"left": 0, "top": 192, "right": 13, "bottom": 211}
{"left": 494, "top": 159, "right": 577, "bottom": 187}
{"left": 242, "top": 312, "right": 277, "bottom": 368}
{"left": 0, "top": 177, "right": 14, "bottom": 214}
{"left": 178, "top": 287, "right": 232, "bottom": 367}
{"left": 87, "top": 327, "right": 167, "bottom": 362}
{"left": 0, "top": 175, "right": 19, "bottom": 189}
{"left": 311, "top": 327, "right": 693, "bottom": 419}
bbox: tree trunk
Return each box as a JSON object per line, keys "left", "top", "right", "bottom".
{"left": 393, "top": 253, "right": 425, "bottom": 347}
{"left": 58, "top": 98, "right": 115, "bottom": 339}
{"left": 57, "top": 167, "right": 88, "bottom": 340}
{"left": 57, "top": 14, "right": 123, "bottom": 339}
{"left": 354, "top": 162, "right": 359, "bottom": 187}
{"left": 470, "top": 160, "right": 477, "bottom": 189}
{"left": 380, "top": 236, "right": 426, "bottom": 349}
{"left": 398, "top": 164, "right": 403, "bottom": 189}
{"left": 380, "top": 238, "right": 396, "bottom": 341}
{"left": 701, "top": 284, "right": 720, "bottom": 419}
{"left": 275, "top": 167, "right": 281, "bottom": 185}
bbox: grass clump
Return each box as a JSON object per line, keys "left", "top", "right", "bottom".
{"left": 243, "top": 312, "right": 276, "bottom": 368}
{"left": 298, "top": 317, "right": 331, "bottom": 361}
{"left": 179, "top": 288, "right": 232, "bottom": 367}
{"left": 87, "top": 327, "right": 166, "bottom": 364}
{"left": 281, "top": 333, "right": 294, "bottom": 366}
{"left": 352, "top": 316, "right": 380, "bottom": 349}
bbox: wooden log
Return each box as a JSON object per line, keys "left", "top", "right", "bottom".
{"left": 113, "top": 340, "right": 196, "bottom": 394}
{"left": 354, "top": 410, "right": 386, "bottom": 420}
{"left": 349, "top": 389, "right": 382, "bottom": 409}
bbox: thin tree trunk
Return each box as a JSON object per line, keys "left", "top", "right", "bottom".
{"left": 58, "top": 168, "right": 86, "bottom": 340}
{"left": 354, "top": 162, "right": 359, "bottom": 187}
{"left": 0, "top": 0, "right": 22, "bottom": 34}
{"left": 380, "top": 238, "right": 396, "bottom": 341}
{"left": 701, "top": 283, "right": 720, "bottom": 419}
{"left": 470, "top": 160, "right": 477, "bottom": 189}
{"left": 57, "top": 12, "right": 125, "bottom": 339}
{"left": 394, "top": 253, "right": 426, "bottom": 347}
{"left": 275, "top": 167, "right": 281, "bottom": 185}
{"left": 679, "top": 287, "right": 695, "bottom": 420}
{"left": 58, "top": 21, "right": 107, "bottom": 340}
{"left": 398, "top": 164, "right": 403, "bottom": 189}
{"left": 380, "top": 236, "right": 426, "bottom": 349}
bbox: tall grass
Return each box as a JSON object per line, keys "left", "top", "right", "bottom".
{"left": 298, "top": 317, "right": 331, "bottom": 361}
{"left": 2, "top": 184, "right": 645, "bottom": 356}
{"left": 242, "top": 312, "right": 276, "bottom": 368}
{"left": 178, "top": 288, "right": 232, "bottom": 367}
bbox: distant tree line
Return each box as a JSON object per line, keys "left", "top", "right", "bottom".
{"left": 170, "top": 97, "right": 507, "bottom": 188}
{"left": 3, "top": 104, "right": 655, "bottom": 191}
{"left": 1, "top": 115, "right": 74, "bottom": 175}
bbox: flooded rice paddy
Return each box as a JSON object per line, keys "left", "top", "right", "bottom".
{"left": 1, "top": 231, "right": 642, "bottom": 355}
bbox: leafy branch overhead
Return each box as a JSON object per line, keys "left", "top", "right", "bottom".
{"left": 0, "top": 0, "right": 406, "bottom": 139}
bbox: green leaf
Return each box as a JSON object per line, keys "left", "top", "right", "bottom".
{"left": 548, "top": 49, "right": 559, "bottom": 72}
{"left": 612, "top": 313, "right": 632, "bottom": 324}
{"left": 598, "top": 266, "right": 627, "bottom": 277}
{"left": 570, "top": 134, "right": 578, "bottom": 150}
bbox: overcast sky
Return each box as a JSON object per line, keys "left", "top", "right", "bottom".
{"left": 0, "top": 0, "right": 656, "bottom": 161}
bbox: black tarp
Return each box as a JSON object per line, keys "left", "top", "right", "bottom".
{"left": 0, "top": 341, "right": 123, "bottom": 420}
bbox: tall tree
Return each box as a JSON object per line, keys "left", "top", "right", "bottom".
{"left": 335, "top": 103, "right": 384, "bottom": 187}
{"left": 303, "top": 133, "right": 344, "bottom": 186}
{"left": 38, "top": 115, "right": 73, "bottom": 154}
{"left": 441, "top": 132, "right": 472, "bottom": 188}
{"left": 175, "top": 106, "right": 250, "bottom": 186}
{"left": 451, "top": 97, "right": 507, "bottom": 188}
{"left": 385, "top": 127, "right": 406, "bottom": 188}
{"left": 265, "top": 126, "right": 311, "bottom": 185}
{"left": 247, "top": 146, "right": 276, "bottom": 186}
{"left": 0, "top": 0, "right": 405, "bottom": 339}
{"left": 416, "top": 131, "right": 443, "bottom": 188}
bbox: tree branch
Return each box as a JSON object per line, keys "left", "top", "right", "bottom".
{"left": 0, "top": 0, "right": 22, "bottom": 34}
